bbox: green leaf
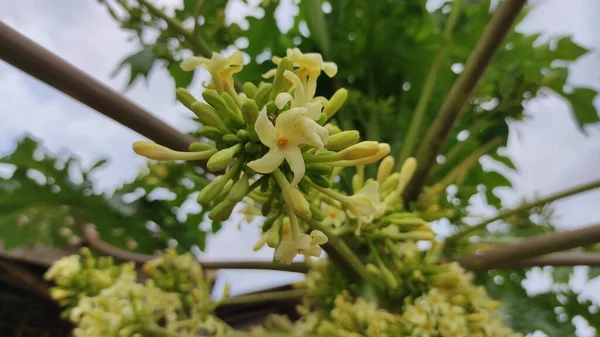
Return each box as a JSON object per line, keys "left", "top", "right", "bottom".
{"left": 168, "top": 62, "right": 194, "bottom": 89}
{"left": 560, "top": 87, "right": 599, "bottom": 130}
{"left": 113, "top": 49, "right": 158, "bottom": 87}
{"left": 553, "top": 36, "right": 589, "bottom": 61}
{"left": 553, "top": 267, "right": 572, "bottom": 284}
{"left": 489, "top": 152, "right": 517, "bottom": 170}
{"left": 589, "top": 267, "right": 600, "bottom": 280}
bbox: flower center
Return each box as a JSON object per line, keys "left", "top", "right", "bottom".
{"left": 328, "top": 211, "right": 337, "bottom": 219}
{"left": 277, "top": 136, "right": 289, "bottom": 147}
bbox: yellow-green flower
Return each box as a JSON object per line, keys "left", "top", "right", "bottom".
{"left": 181, "top": 51, "right": 243, "bottom": 92}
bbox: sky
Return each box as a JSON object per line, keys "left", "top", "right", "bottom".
{"left": 1, "top": 0, "right": 600, "bottom": 332}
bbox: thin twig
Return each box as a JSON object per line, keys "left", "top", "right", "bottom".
{"left": 448, "top": 179, "right": 600, "bottom": 242}
{"left": 397, "top": 0, "right": 463, "bottom": 166}
{"left": 403, "top": 0, "right": 527, "bottom": 203}
{"left": 80, "top": 224, "right": 308, "bottom": 273}
{"left": 218, "top": 289, "right": 306, "bottom": 307}
{"left": 454, "top": 222, "right": 600, "bottom": 271}
{"left": 0, "top": 258, "right": 51, "bottom": 299}
{"left": 491, "top": 252, "right": 600, "bottom": 269}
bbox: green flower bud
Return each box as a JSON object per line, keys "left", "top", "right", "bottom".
{"left": 297, "top": 178, "right": 310, "bottom": 194}
{"left": 270, "top": 57, "right": 294, "bottom": 100}
{"left": 236, "top": 129, "right": 250, "bottom": 141}
{"left": 377, "top": 156, "right": 395, "bottom": 184}
{"left": 197, "top": 126, "right": 223, "bottom": 140}
{"left": 340, "top": 141, "right": 380, "bottom": 160}
{"left": 214, "top": 179, "right": 234, "bottom": 204}
{"left": 254, "top": 83, "right": 273, "bottom": 108}
{"left": 380, "top": 265, "right": 398, "bottom": 289}
{"left": 241, "top": 99, "right": 259, "bottom": 125}
{"left": 282, "top": 187, "right": 311, "bottom": 217}
{"left": 326, "top": 130, "right": 360, "bottom": 150}
{"left": 188, "top": 142, "right": 215, "bottom": 152}
{"left": 208, "top": 199, "right": 236, "bottom": 221}
{"left": 306, "top": 163, "right": 332, "bottom": 176}
{"left": 220, "top": 92, "right": 243, "bottom": 119}
{"left": 352, "top": 173, "right": 363, "bottom": 192}
{"left": 325, "top": 123, "right": 342, "bottom": 135}
{"left": 207, "top": 144, "right": 242, "bottom": 172}
{"left": 266, "top": 101, "right": 277, "bottom": 115}
{"left": 323, "top": 88, "right": 348, "bottom": 120}
{"left": 244, "top": 142, "right": 262, "bottom": 153}
{"left": 262, "top": 213, "right": 278, "bottom": 231}
{"left": 197, "top": 176, "right": 229, "bottom": 205}
{"left": 191, "top": 102, "right": 228, "bottom": 132}
{"left": 267, "top": 217, "right": 283, "bottom": 248}
{"left": 228, "top": 174, "right": 250, "bottom": 202}
{"left": 309, "top": 203, "right": 325, "bottom": 222}
{"left": 311, "top": 175, "right": 332, "bottom": 188}
{"left": 243, "top": 82, "right": 258, "bottom": 98}
{"left": 261, "top": 196, "right": 273, "bottom": 216}
{"left": 203, "top": 90, "right": 245, "bottom": 128}
{"left": 176, "top": 88, "right": 197, "bottom": 111}
{"left": 221, "top": 133, "right": 240, "bottom": 144}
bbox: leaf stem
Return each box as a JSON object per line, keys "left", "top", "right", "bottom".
{"left": 397, "top": 0, "right": 463, "bottom": 167}
{"left": 448, "top": 179, "right": 600, "bottom": 243}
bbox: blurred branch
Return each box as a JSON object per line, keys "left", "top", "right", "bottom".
{"left": 0, "top": 258, "right": 51, "bottom": 299}
{"left": 305, "top": 0, "right": 331, "bottom": 57}
{"left": 493, "top": 252, "right": 600, "bottom": 269}
{"left": 80, "top": 223, "right": 309, "bottom": 273}
{"left": 448, "top": 179, "right": 600, "bottom": 242}
{"left": 404, "top": 0, "right": 527, "bottom": 203}
{"left": 218, "top": 289, "right": 306, "bottom": 307}
{"left": 137, "top": 0, "right": 243, "bottom": 92}
{"left": 455, "top": 222, "right": 600, "bottom": 271}
{"left": 398, "top": 0, "right": 463, "bottom": 166}
{"left": 0, "top": 22, "right": 202, "bottom": 162}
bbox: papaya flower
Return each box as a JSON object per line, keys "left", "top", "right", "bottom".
{"left": 181, "top": 51, "right": 243, "bottom": 93}
{"left": 342, "top": 181, "right": 386, "bottom": 224}
{"left": 247, "top": 107, "right": 328, "bottom": 186}
{"left": 275, "top": 216, "right": 328, "bottom": 264}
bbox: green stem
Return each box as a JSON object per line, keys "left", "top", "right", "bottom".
{"left": 397, "top": 0, "right": 463, "bottom": 167}
{"left": 218, "top": 289, "right": 306, "bottom": 307}
{"left": 448, "top": 179, "right": 600, "bottom": 243}
{"left": 301, "top": 216, "right": 371, "bottom": 285}
{"left": 305, "top": 0, "right": 331, "bottom": 58}
{"left": 403, "top": 0, "right": 527, "bottom": 203}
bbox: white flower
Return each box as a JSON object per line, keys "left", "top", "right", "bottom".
{"left": 44, "top": 255, "right": 81, "bottom": 283}
{"left": 239, "top": 197, "right": 262, "bottom": 224}
{"left": 274, "top": 220, "right": 328, "bottom": 264}
{"left": 247, "top": 107, "right": 327, "bottom": 186}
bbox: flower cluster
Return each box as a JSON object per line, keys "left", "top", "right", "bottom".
{"left": 45, "top": 249, "right": 227, "bottom": 337}
{"left": 133, "top": 48, "right": 391, "bottom": 264}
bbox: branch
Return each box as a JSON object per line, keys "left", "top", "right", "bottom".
{"left": 403, "top": 0, "right": 527, "bottom": 203}
{"left": 137, "top": 0, "right": 243, "bottom": 92}
{"left": 0, "top": 22, "right": 198, "bottom": 155}
{"left": 454, "top": 222, "right": 600, "bottom": 271}
{"left": 80, "top": 224, "right": 308, "bottom": 273}
{"left": 397, "top": 0, "right": 463, "bottom": 166}
{"left": 448, "top": 179, "right": 600, "bottom": 242}
{"left": 218, "top": 289, "right": 306, "bottom": 307}
{"left": 0, "top": 258, "right": 51, "bottom": 299}
{"left": 492, "top": 252, "right": 600, "bottom": 269}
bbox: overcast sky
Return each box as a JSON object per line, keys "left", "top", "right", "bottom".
{"left": 1, "top": 0, "right": 600, "bottom": 328}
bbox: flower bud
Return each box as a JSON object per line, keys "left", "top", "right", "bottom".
{"left": 340, "top": 141, "right": 380, "bottom": 160}
{"left": 253, "top": 232, "right": 268, "bottom": 251}
{"left": 380, "top": 265, "right": 398, "bottom": 289}
{"left": 254, "top": 82, "right": 273, "bottom": 108}
{"left": 377, "top": 156, "right": 395, "bottom": 184}
{"left": 221, "top": 133, "right": 240, "bottom": 144}
{"left": 267, "top": 219, "right": 282, "bottom": 248}
{"left": 366, "top": 264, "right": 381, "bottom": 275}
{"left": 306, "top": 163, "right": 332, "bottom": 176}
{"left": 191, "top": 101, "right": 228, "bottom": 132}
{"left": 203, "top": 90, "right": 245, "bottom": 128}
{"left": 325, "top": 123, "right": 342, "bottom": 135}
{"left": 243, "top": 82, "right": 258, "bottom": 98}
{"left": 133, "top": 142, "right": 216, "bottom": 161}
{"left": 399, "top": 157, "right": 417, "bottom": 186}
{"left": 207, "top": 144, "right": 241, "bottom": 172}
{"left": 244, "top": 142, "right": 262, "bottom": 153}
{"left": 209, "top": 199, "right": 236, "bottom": 221}
{"left": 228, "top": 174, "right": 250, "bottom": 202}
{"left": 271, "top": 57, "right": 294, "bottom": 100}
{"left": 326, "top": 130, "right": 360, "bottom": 150}
{"left": 176, "top": 88, "right": 197, "bottom": 110}
{"left": 198, "top": 126, "right": 223, "bottom": 140}
{"left": 50, "top": 288, "right": 74, "bottom": 301}
{"left": 241, "top": 99, "right": 259, "bottom": 125}
{"left": 283, "top": 187, "right": 311, "bottom": 217}
{"left": 323, "top": 88, "right": 348, "bottom": 120}
{"left": 344, "top": 143, "right": 391, "bottom": 166}
{"left": 197, "top": 176, "right": 228, "bottom": 205}
{"left": 189, "top": 142, "right": 215, "bottom": 152}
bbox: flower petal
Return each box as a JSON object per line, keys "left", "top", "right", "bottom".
{"left": 283, "top": 70, "right": 306, "bottom": 106}
{"left": 322, "top": 62, "right": 338, "bottom": 77}
{"left": 275, "top": 93, "right": 293, "bottom": 109}
{"left": 247, "top": 149, "right": 284, "bottom": 174}
{"left": 305, "top": 245, "right": 323, "bottom": 257}
{"left": 310, "top": 230, "right": 328, "bottom": 245}
{"left": 305, "top": 72, "right": 319, "bottom": 101}
{"left": 276, "top": 107, "right": 305, "bottom": 135}
{"left": 304, "top": 101, "right": 323, "bottom": 121}
{"left": 181, "top": 56, "right": 209, "bottom": 71}
{"left": 282, "top": 146, "right": 305, "bottom": 186}
{"left": 262, "top": 68, "right": 278, "bottom": 79}
{"left": 254, "top": 108, "right": 277, "bottom": 147}
{"left": 275, "top": 241, "right": 297, "bottom": 264}
{"left": 296, "top": 234, "right": 312, "bottom": 251}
